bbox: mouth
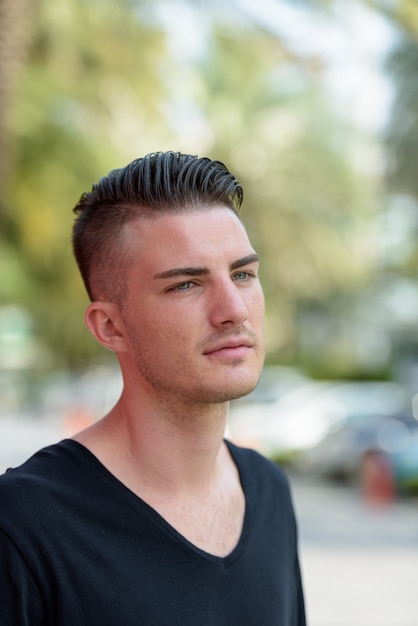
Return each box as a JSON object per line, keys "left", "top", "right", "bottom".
{"left": 203, "top": 337, "right": 254, "bottom": 359}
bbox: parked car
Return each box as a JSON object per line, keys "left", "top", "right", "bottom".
{"left": 303, "top": 409, "right": 416, "bottom": 482}
{"left": 230, "top": 365, "right": 309, "bottom": 407}
{"left": 228, "top": 378, "right": 408, "bottom": 463}
{"left": 391, "top": 429, "right": 418, "bottom": 494}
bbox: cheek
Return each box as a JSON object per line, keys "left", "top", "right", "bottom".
{"left": 250, "top": 287, "right": 265, "bottom": 318}
{"left": 145, "top": 307, "right": 196, "bottom": 344}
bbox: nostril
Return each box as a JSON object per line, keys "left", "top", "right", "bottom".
{"left": 211, "top": 292, "right": 249, "bottom": 327}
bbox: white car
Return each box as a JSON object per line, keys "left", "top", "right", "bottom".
{"left": 228, "top": 376, "right": 407, "bottom": 461}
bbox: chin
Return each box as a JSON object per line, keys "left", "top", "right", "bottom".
{"left": 209, "top": 373, "right": 261, "bottom": 404}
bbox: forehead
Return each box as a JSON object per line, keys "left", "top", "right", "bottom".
{"left": 122, "top": 207, "right": 254, "bottom": 269}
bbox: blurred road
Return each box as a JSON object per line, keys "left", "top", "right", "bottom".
{"left": 0, "top": 415, "right": 63, "bottom": 473}
{"left": 290, "top": 473, "right": 418, "bottom": 626}
{"left": 1, "top": 416, "right": 417, "bottom": 626}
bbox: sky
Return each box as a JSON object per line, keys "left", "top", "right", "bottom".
{"left": 155, "top": 0, "right": 397, "bottom": 134}
{"left": 236, "top": 0, "right": 397, "bottom": 132}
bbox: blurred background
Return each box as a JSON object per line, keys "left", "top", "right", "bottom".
{"left": 1, "top": 0, "right": 418, "bottom": 624}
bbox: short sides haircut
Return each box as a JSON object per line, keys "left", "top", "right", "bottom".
{"left": 72, "top": 151, "right": 243, "bottom": 302}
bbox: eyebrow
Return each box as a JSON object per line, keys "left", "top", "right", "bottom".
{"left": 153, "top": 253, "right": 259, "bottom": 280}
{"left": 230, "top": 253, "right": 259, "bottom": 271}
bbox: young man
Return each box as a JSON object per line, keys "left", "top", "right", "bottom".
{"left": 0, "top": 151, "right": 306, "bottom": 625}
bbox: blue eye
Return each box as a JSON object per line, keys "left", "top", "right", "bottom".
{"left": 172, "top": 281, "right": 194, "bottom": 291}
{"left": 233, "top": 271, "right": 251, "bottom": 281}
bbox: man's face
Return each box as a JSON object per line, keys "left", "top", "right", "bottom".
{"left": 118, "top": 207, "right": 265, "bottom": 405}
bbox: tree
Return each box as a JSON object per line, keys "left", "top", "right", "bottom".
{"left": 190, "top": 21, "right": 381, "bottom": 364}
{"left": 2, "top": 0, "right": 174, "bottom": 367}
{"left": 0, "top": 0, "right": 392, "bottom": 373}
{"left": 0, "top": 0, "right": 38, "bottom": 218}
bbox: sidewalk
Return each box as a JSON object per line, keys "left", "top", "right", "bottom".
{"left": 302, "top": 546, "right": 417, "bottom": 626}
{"left": 290, "top": 475, "right": 418, "bottom": 626}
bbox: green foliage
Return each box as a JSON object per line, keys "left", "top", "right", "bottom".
{"left": 385, "top": 38, "right": 418, "bottom": 198}
{"left": 2, "top": 0, "right": 175, "bottom": 366}
{"left": 189, "top": 24, "right": 381, "bottom": 364}
{"left": 1, "top": 0, "right": 416, "bottom": 376}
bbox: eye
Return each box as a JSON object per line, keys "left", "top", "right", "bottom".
{"left": 169, "top": 281, "right": 195, "bottom": 292}
{"left": 233, "top": 271, "right": 253, "bottom": 281}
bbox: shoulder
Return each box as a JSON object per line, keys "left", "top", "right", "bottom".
{"left": 0, "top": 439, "right": 82, "bottom": 482}
{"left": 0, "top": 440, "right": 86, "bottom": 526}
{"left": 226, "top": 440, "right": 300, "bottom": 542}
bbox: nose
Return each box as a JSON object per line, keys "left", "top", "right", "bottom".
{"left": 209, "top": 279, "right": 249, "bottom": 327}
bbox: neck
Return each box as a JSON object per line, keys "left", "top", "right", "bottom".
{"left": 78, "top": 388, "right": 230, "bottom": 495}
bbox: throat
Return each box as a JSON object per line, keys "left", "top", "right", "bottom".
{"left": 154, "top": 482, "right": 246, "bottom": 558}
{"left": 136, "top": 442, "right": 247, "bottom": 558}
{"left": 73, "top": 416, "right": 245, "bottom": 556}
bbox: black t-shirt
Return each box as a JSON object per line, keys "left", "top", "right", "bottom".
{"left": 0, "top": 439, "right": 306, "bottom": 625}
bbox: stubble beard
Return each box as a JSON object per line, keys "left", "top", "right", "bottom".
{"left": 134, "top": 352, "right": 263, "bottom": 406}
{"left": 126, "top": 334, "right": 264, "bottom": 407}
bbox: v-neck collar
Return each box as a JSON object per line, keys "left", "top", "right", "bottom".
{"left": 63, "top": 438, "right": 251, "bottom": 570}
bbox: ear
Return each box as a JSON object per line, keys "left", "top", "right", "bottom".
{"left": 84, "top": 301, "right": 127, "bottom": 353}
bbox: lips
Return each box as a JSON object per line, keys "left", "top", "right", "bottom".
{"left": 203, "top": 337, "right": 253, "bottom": 355}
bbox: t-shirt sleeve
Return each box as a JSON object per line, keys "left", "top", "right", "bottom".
{"left": 0, "top": 527, "right": 44, "bottom": 626}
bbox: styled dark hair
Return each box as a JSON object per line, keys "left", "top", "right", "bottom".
{"left": 72, "top": 151, "right": 243, "bottom": 301}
